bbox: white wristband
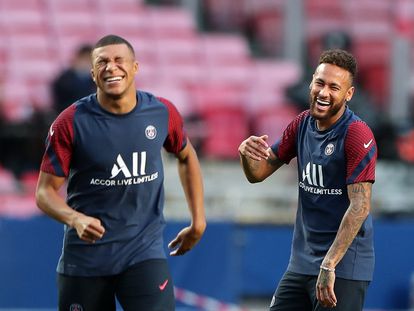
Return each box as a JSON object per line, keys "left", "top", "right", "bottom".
{"left": 320, "top": 265, "right": 335, "bottom": 272}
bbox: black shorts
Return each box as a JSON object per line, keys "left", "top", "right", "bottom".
{"left": 269, "top": 271, "right": 370, "bottom": 311}
{"left": 57, "top": 258, "right": 175, "bottom": 311}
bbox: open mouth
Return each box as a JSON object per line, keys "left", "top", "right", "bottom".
{"left": 316, "top": 99, "right": 331, "bottom": 106}
{"left": 104, "top": 76, "right": 124, "bottom": 84}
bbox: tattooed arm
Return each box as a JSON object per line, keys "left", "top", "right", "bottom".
{"left": 238, "top": 135, "right": 284, "bottom": 183}
{"left": 316, "top": 182, "right": 373, "bottom": 308}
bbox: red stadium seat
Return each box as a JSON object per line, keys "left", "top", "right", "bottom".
{"left": 251, "top": 104, "right": 300, "bottom": 144}
{"left": 201, "top": 105, "right": 249, "bottom": 160}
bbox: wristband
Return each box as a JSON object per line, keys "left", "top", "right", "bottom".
{"left": 320, "top": 265, "right": 335, "bottom": 272}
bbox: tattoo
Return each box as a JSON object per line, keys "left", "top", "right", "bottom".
{"left": 319, "top": 270, "right": 334, "bottom": 286}
{"left": 266, "top": 156, "right": 283, "bottom": 168}
{"left": 324, "top": 182, "right": 371, "bottom": 265}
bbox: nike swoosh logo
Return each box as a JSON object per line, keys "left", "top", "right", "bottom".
{"left": 364, "top": 139, "right": 373, "bottom": 149}
{"left": 49, "top": 123, "right": 55, "bottom": 137}
{"left": 159, "top": 279, "right": 169, "bottom": 291}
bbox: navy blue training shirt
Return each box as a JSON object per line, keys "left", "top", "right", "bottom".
{"left": 40, "top": 91, "right": 187, "bottom": 276}
{"left": 271, "top": 107, "right": 377, "bottom": 281}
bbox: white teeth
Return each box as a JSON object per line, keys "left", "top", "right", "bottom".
{"left": 317, "top": 99, "right": 330, "bottom": 106}
{"left": 106, "top": 77, "right": 122, "bottom": 82}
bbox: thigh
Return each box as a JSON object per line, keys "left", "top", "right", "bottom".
{"left": 269, "top": 271, "right": 313, "bottom": 311}
{"left": 57, "top": 273, "right": 116, "bottom": 311}
{"left": 116, "top": 259, "right": 175, "bottom": 311}
{"left": 311, "top": 278, "right": 370, "bottom": 311}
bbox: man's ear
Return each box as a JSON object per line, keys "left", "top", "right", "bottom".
{"left": 346, "top": 86, "right": 355, "bottom": 102}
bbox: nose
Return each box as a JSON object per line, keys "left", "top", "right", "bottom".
{"left": 105, "top": 61, "right": 116, "bottom": 71}
{"left": 318, "top": 86, "right": 329, "bottom": 98}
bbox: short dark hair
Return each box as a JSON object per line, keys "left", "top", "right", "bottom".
{"left": 93, "top": 34, "right": 135, "bottom": 56}
{"left": 318, "top": 49, "right": 357, "bottom": 84}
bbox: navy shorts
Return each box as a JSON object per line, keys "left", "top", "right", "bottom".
{"left": 269, "top": 271, "right": 369, "bottom": 311}
{"left": 57, "top": 258, "right": 175, "bottom": 311}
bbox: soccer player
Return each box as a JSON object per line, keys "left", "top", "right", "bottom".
{"left": 238, "top": 49, "right": 377, "bottom": 311}
{"left": 35, "top": 34, "right": 206, "bottom": 311}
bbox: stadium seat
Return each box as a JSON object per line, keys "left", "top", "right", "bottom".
{"left": 0, "top": 167, "right": 18, "bottom": 194}
{"left": 200, "top": 105, "right": 249, "bottom": 160}
{"left": 0, "top": 81, "right": 34, "bottom": 122}
{"left": 0, "top": 194, "right": 41, "bottom": 218}
{"left": 99, "top": 10, "right": 153, "bottom": 40}
{"left": 0, "top": 0, "right": 44, "bottom": 10}
{"left": 7, "top": 35, "right": 55, "bottom": 61}
{"left": 0, "top": 9, "right": 48, "bottom": 36}
{"left": 148, "top": 6, "right": 197, "bottom": 39}
{"left": 204, "top": 62, "right": 252, "bottom": 89}
{"left": 246, "top": 8, "right": 285, "bottom": 57}
{"left": 157, "top": 63, "right": 205, "bottom": 88}
{"left": 251, "top": 104, "right": 299, "bottom": 144}
{"left": 200, "top": 33, "right": 251, "bottom": 65}
{"left": 251, "top": 60, "right": 302, "bottom": 90}
{"left": 156, "top": 36, "right": 203, "bottom": 66}
{"left": 203, "top": 0, "right": 245, "bottom": 32}
{"left": 95, "top": 0, "right": 144, "bottom": 14}
{"left": 49, "top": 11, "right": 98, "bottom": 38}
{"left": 18, "top": 170, "right": 39, "bottom": 195}
{"left": 44, "top": 0, "right": 93, "bottom": 13}
{"left": 189, "top": 83, "right": 248, "bottom": 114}
{"left": 140, "top": 83, "right": 194, "bottom": 118}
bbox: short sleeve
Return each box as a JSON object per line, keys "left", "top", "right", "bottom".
{"left": 271, "top": 110, "right": 308, "bottom": 164}
{"left": 40, "top": 105, "right": 76, "bottom": 177}
{"left": 345, "top": 120, "right": 377, "bottom": 184}
{"left": 157, "top": 97, "right": 187, "bottom": 154}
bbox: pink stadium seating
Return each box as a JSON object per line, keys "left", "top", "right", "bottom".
{"left": 0, "top": 194, "right": 41, "bottom": 218}
{"left": 95, "top": 0, "right": 145, "bottom": 14}
{"left": 0, "top": 9, "right": 48, "bottom": 36}
{"left": 0, "top": 81, "right": 34, "bottom": 122}
{"left": 99, "top": 10, "right": 153, "bottom": 40}
{"left": 7, "top": 35, "right": 55, "bottom": 61}
{"left": 0, "top": 167, "right": 18, "bottom": 194}
{"left": 156, "top": 37, "right": 202, "bottom": 66}
{"left": 200, "top": 33, "right": 251, "bottom": 65}
{"left": 0, "top": 0, "right": 44, "bottom": 10}
{"left": 148, "top": 7, "right": 197, "bottom": 39}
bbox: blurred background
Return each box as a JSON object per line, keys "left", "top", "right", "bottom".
{"left": 0, "top": 0, "right": 414, "bottom": 310}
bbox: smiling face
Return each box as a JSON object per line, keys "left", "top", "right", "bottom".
{"left": 91, "top": 43, "right": 138, "bottom": 100}
{"left": 309, "top": 63, "right": 355, "bottom": 130}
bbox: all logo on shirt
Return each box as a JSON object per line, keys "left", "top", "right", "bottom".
{"left": 90, "top": 152, "right": 159, "bottom": 187}
{"left": 110, "top": 152, "right": 147, "bottom": 178}
{"left": 299, "top": 162, "right": 342, "bottom": 195}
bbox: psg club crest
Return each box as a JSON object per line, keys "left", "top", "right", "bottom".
{"left": 70, "top": 304, "right": 83, "bottom": 311}
{"left": 145, "top": 125, "right": 157, "bottom": 140}
{"left": 325, "top": 143, "right": 335, "bottom": 156}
